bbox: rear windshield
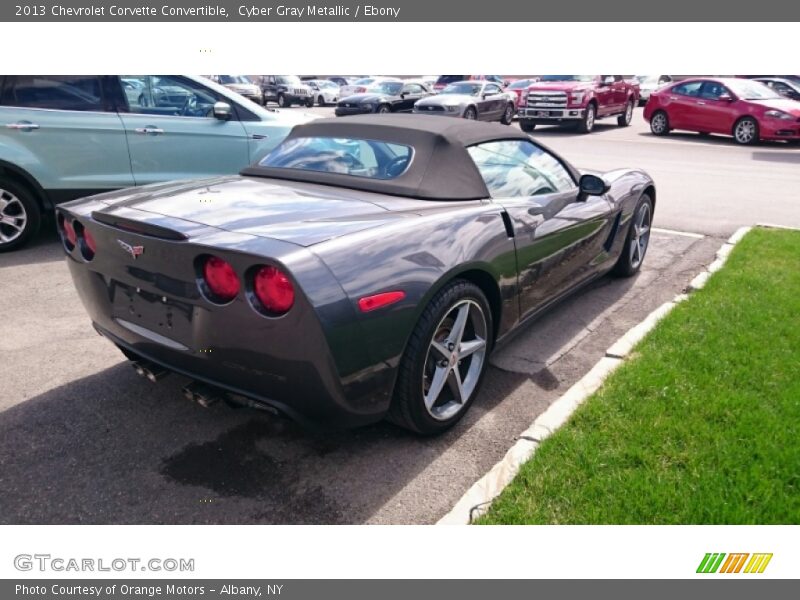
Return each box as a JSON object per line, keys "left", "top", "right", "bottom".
{"left": 260, "top": 137, "right": 413, "bottom": 180}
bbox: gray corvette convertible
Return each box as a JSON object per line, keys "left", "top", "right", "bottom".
{"left": 59, "top": 115, "right": 655, "bottom": 434}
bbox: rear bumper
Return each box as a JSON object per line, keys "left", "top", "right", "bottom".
{"left": 65, "top": 245, "right": 393, "bottom": 429}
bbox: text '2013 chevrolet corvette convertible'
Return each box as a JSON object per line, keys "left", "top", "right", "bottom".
{"left": 59, "top": 114, "right": 655, "bottom": 434}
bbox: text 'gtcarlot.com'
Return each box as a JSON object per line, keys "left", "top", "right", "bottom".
{"left": 14, "top": 554, "right": 195, "bottom": 572}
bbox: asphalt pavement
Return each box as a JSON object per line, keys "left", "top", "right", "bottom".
{"left": 1, "top": 106, "right": 797, "bottom": 524}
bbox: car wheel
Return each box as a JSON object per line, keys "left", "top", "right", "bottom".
{"left": 520, "top": 121, "right": 536, "bottom": 133}
{"left": 577, "top": 103, "right": 596, "bottom": 133}
{"left": 733, "top": 117, "right": 759, "bottom": 145}
{"left": 650, "top": 110, "right": 670, "bottom": 136}
{"left": 500, "top": 103, "right": 515, "bottom": 125}
{"left": 463, "top": 106, "right": 477, "bottom": 120}
{"left": 387, "top": 280, "right": 492, "bottom": 434}
{"left": 277, "top": 93, "right": 287, "bottom": 108}
{"left": 617, "top": 99, "right": 634, "bottom": 126}
{"left": 305, "top": 98, "right": 314, "bottom": 108}
{"left": 318, "top": 95, "right": 325, "bottom": 106}
{"left": 0, "top": 178, "right": 41, "bottom": 252}
{"left": 612, "top": 193, "right": 653, "bottom": 277}
{"left": 377, "top": 104, "right": 391, "bottom": 114}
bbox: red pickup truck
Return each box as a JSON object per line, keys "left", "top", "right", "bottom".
{"left": 519, "top": 75, "right": 639, "bottom": 133}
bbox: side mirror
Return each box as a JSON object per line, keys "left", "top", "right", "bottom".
{"left": 213, "top": 101, "right": 232, "bottom": 120}
{"left": 601, "top": 76, "right": 615, "bottom": 86}
{"left": 717, "top": 93, "right": 733, "bottom": 102}
{"left": 578, "top": 174, "right": 609, "bottom": 197}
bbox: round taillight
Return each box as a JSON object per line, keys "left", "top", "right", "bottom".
{"left": 253, "top": 265, "right": 295, "bottom": 314}
{"left": 202, "top": 256, "right": 240, "bottom": 303}
{"left": 63, "top": 217, "right": 77, "bottom": 248}
{"left": 84, "top": 228, "right": 97, "bottom": 255}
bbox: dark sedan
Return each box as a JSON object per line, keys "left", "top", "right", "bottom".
{"left": 335, "top": 81, "right": 432, "bottom": 116}
{"left": 58, "top": 115, "right": 654, "bottom": 434}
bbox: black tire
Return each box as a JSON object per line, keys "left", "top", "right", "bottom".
{"left": 612, "top": 193, "right": 653, "bottom": 277}
{"left": 377, "top": 104, "right": 391, "bottom": 114}
{"left": 463, "top": 106, "right": 477, "bottom": 120}
{"left": 617, "top": 99, "right": 634, "bottom": 126}
{"left": 387, "top": 280, "right": 493, "bottom": 435}
{"left": 277, "top": 93, "right": 287, "bottom": 108}
{"left": 317, "top": 95, "right": 325, "bottom": 106}
{"left": 733, "top": 117, "right": 759, "bottom": 145}
{"left": 305, "top": 98, "right": 314, "bottom": 108}
{"left": 500, "top": 103, "right": 515, "bottom": 125}
{"left": 577, "top": 102, "right": 596, "bottom": 133}
{"left": 0, "top": 177, "right": 42, "bottom": 252}
{"left": 519, "top": 120, "right": 536, "bottom": 133}
{"left": 650, "top": 110, "right": 670, "bottom": 136}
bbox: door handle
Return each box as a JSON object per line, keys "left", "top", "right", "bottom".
{"left": 696, "top": 101, "right": 706, "bottom": 105}
{"left": 134, "top": 127, "right": 165, "bottom": 135}
{"left": 669, "top": 96, "right": 678, "bottom": 100}
{"left": 6, "top": 122, "right": 40, "bottom": 130}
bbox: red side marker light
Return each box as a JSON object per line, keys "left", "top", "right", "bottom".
{"left": 358, "top": 291, "right": 406, "bottom": 313}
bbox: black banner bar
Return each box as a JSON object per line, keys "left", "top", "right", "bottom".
{"left": 4, "top": 0, "right": 800, "bottom": 21}
{"left": 4, "top": 580, "right": 800, "bottom": 600}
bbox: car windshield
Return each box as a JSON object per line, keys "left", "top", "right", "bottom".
{"left": 218, "top": 75, "right": 251, "bottom": 85}
{"left": 278, "top": 76, "right": 301, "bottom": 85}
{"left": 260, "top": 137, "right": 413, "bottom": 180}
{"left": 726, "top": 79, "right": 781, "bottom": 100}
{"left": 636, "top": 75, "right": 659, "bottom": 84}
{"left": 441, "top": 83, "right": 482, "bottom": 95}
{"left": 366, "top": 82, "right": 403, "bottom": 95}
{"left": 539, "top": 75, "right": 594, "bottom": 82}
{"left": 508, "top": 80, "right": 532, "bottom": 89}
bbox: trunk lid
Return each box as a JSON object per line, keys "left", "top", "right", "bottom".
{"left": 89, "top": 176, "right": 419, "bottom": 247}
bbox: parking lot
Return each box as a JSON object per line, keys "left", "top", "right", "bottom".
{"left": 1, "top": 106, "right": 798, "bottom": 524}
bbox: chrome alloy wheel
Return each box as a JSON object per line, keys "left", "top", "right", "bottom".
{"left": 585, "top": 105, "right": 595, "bottom": 131}
{"left": 624, "top": 101, "right": 633, "bottom": 124}
{"left": 735, "top": 119, "right": 756, "bottom": 144}
{"left": 629, "top": 201, "right": 651, "bottom": 270}
{"left": 0, "top": 188, "right": 27, "bottom": 245}
{"left": 422, "top": 299, "right": 488, "bottom": 421}
{"left": 651, "top": 112, "right": 667, "bottom": 133}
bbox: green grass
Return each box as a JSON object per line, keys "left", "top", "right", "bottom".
{"left": 478, "top": 228, "right": 800, "bottom": 524}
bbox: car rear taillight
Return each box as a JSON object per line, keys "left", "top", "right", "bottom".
{"left": 252, "top": 265, "right": 295, "bottom": 315}
{"left": 59, "top": 214, "right": 77, "bottom": 249}
{"left": 202, "top": 256, "right": 240, "bottom": 303}
{"left": 84, "top": 228, "right": 97, "bottom": 255}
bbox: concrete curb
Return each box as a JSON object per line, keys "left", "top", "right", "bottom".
{"left": 437, "top": 225, "right": 755, "bottom": 525}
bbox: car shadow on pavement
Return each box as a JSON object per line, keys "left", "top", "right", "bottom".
{"left": 0, "top": 357, "right": 530, "bottom": 525}
{"left": 0, "top": 229, "right": 62, "bottom": 269}
{"left": 751, "top": 151, "right": 800, "bottom": 163}
{"left": 635, "top": 131, "right": 795, "bottom": 149}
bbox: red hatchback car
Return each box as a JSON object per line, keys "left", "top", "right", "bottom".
{"left": 643, "top": 77, "right": 800, "bottom": 145}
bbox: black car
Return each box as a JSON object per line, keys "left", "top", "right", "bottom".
{"left": 752, "top": 77, "right": 800, "bottom": 102}
{"left": 259, "top": 75, "right": 313, "bottom": 107}
{"left": 335, "top": 81, "right": 432, "bottom": 116}
{"left": 58, "top": 115, "right": 654, "bottom": 434}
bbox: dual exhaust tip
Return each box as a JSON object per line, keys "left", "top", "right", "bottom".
{"left": 131, "top": 360, "right": 280, "bottom": 415}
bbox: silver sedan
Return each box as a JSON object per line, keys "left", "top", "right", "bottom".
{"left": 413, "top": 80, "right": 515, "bottom": 124}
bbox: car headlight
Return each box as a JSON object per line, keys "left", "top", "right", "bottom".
{"left": 446, "top": 105, "right": 460, "bottom": 112}
{"left": 570, "top": 92, "right": 585, "bottom": 104}
{"left": 765, "top": 109, "right": 794, "bottom": 120}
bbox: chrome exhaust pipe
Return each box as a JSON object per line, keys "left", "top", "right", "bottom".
{"left": 131, "top": 361, "right": 169, "bottom": 382}
{"left": 182, "top": 382, "right": 221, "bottom": 408}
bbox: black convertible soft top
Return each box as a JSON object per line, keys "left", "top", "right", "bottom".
{"left": 241, "top": 114, "right": 534, "bottom": 201}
